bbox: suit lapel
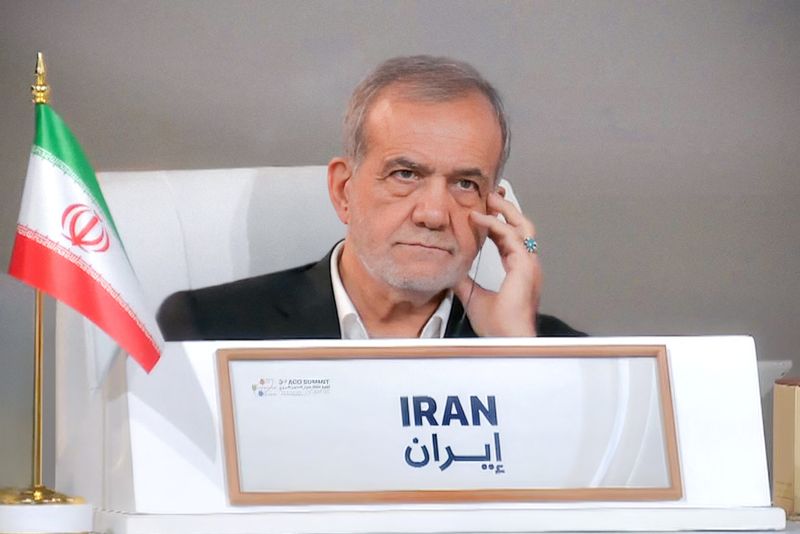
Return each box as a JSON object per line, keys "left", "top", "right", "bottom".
{"left": 444, "top": 297, "right": 477, "bottom": 338}
{"left": 276, "top": 249, "right": 341, "bottom": 338}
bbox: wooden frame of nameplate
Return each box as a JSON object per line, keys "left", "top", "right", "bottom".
{"left": 217, "top": 344, "right": 681, "bottom": 505}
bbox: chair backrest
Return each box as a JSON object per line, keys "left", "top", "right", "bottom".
{"left": 97, "top": 166, "right": 519, "bottom": 315}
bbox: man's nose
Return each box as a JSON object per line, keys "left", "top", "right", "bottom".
{"left": 410, "top": 179, "right": 450, "bottom": 230}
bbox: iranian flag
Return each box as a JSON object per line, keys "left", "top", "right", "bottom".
{"left": 8, "top": 103, "right": 163, "bottom": 372}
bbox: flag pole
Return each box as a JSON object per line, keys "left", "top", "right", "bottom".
{"left": 33, "top": 289, "right": 44, "bottom": 490}
{"left": 0, "top": 53, "right": 84, "bottom": 507}
{"left": 31, "top": 53, "right": 47, "bottom": 493}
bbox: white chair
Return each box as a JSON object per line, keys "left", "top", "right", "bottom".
{"left": 54, "top": 165, "right": 519, "bottom": 508}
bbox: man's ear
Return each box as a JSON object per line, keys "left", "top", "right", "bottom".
{"left": 327, "top": 157, "right": 353, "bottom": 225}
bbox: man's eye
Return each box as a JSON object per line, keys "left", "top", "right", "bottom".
{"left": 391, "top": 169, "right": 416, "bottom": 180}
{"left": 457, "top": 179, "right": 480, "bottom": 192}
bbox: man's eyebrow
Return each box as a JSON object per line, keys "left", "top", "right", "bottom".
{"left": 382, "top": 156, "right": 433, "bottom": 175}
{"left": 448, "top": 167, "right": 492, "bottom": 184}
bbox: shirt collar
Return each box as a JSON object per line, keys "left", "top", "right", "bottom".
{"left": 329, "top": 241, "right": 453, "bottom": 339}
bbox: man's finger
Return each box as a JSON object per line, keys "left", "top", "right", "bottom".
{"left": 470, "top": 210, "right": 535, "bottom": 257}
{"left": 487, "top": 192, "right": 536, "bottom": 236}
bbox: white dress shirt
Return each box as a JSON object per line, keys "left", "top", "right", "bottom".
{"left": 329, "top": 241, "right": 453, "bottom": 339}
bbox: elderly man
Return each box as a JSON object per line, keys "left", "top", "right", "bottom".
{"left": 157, "top": 56, "right": 582, "bottom": 340}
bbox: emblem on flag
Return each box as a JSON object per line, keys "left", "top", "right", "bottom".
{"left": 61, "top": 203, "right": 110, "bottom": 252}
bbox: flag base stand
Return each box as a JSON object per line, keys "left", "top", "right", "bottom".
{"left": 0, "top": 484, "right": 84, "bottom": 504}
{"left": 0, "top": 485, "right": 92, "bottom": 533}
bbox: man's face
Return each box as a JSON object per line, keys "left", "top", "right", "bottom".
{"left": 340, "top": 88, "right": 503, "bottom": 295}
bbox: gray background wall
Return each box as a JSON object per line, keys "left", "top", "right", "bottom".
{"left": 1, "top": 1, "right": 798, "bottom": 487}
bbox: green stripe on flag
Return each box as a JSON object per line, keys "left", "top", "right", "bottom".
{"left": 33, "top": 103, "right": 120, "bottom": 239}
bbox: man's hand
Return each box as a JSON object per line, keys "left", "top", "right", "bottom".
{"left": 454, "top": 190, "right": 542, "bottom": 337}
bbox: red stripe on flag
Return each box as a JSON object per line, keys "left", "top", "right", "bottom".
{"left": 9, "top": 231, "right": 160, "bottom": 372}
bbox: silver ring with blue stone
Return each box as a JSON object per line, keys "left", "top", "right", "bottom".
{"left": 523, "top": 236, "right": 538, "bottom": 254}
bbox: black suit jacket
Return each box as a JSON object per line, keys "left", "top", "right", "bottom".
{"left": 157, "top": 250, "right": 584, "bottom": 340}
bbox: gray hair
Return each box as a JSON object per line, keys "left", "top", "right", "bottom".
{"left": 343, "top": 55, "right": 510, "bottom": 179}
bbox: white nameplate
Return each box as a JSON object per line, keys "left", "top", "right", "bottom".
{"left": 217, "top": 345, "right": 680, "bottom": 505}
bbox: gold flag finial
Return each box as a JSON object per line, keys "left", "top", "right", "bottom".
{"left": 31, "top": 52, "right": 49, "bottom": 104}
